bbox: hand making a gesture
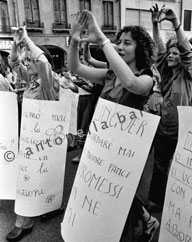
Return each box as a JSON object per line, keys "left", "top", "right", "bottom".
{"left": 150, "top": 4, "right": 178, "bottom": 25}
{"left": 159, "top": 5, "right": 178, "bottom": 24}
{"left": 12, "top": 26, "right": 29, "bottom": 47}
{"left": 150, "top": 3, "right": 164, "bottom": 24}
{"left": 71, "top": 10, "right": 108, "bottom": 46}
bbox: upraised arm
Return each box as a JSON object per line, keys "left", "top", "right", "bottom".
{"left": 80, "top": 10, "right": 153, "bottom": 96}
{"left": 9, "top": 29, "right": 29, "bottom": 82}
{"left": 68, "top": 13, "right": 107, "bottom": 85}
{"left": 150, "top": 4, "right": 166, "bottom": 55}
{"left": 150, "top": 4, "right": 163, "bottom": 44}
{"left": 160, "top": 7, "right": 188, "bottom": 47}
{"left": 83, "top": 42, "right": 107, "bottom": 68}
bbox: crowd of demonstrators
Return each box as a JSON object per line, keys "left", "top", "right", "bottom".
{"left": 0, "top": 54, "right": 14, "bottom": 92}
{"left": 68, "top": 9, "right": 159, "bottom": 242}
{"left": 5, "top": 66, "right": 17, "bottom": 90}
{"left": 1, "top": 3, "right": 192, "bottom": 242}
{"left": 59, "top": 65, "right": 79, "bottom": 93}
{"left": 6, "top": 26, "right": 60, "bottom": 242}
{"left": 58, "top": 66, "right": 79, "bottom": 152}
{"left": 0, "top": 47, "right": 28, "bottom": 135}
{"left": 71, "top": 50, "right": 101, "bottom": 163}
{"left": 71, "top": 43, "right": 117, "bottom": 164}
{"left": 147, "top": 4, "right": 192, "bottom": 213}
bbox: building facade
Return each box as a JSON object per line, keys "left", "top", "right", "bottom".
{"left": 0, "top": 0, "right": 120, "bottom": 71}
{"left": 120, "top": 0, "right": 182, "bottom": 41}
{"left": 0, "top": 0, "right": 191, "bottom": 71}
{"left": 181, "top": 0, "right": 192, "bottom": 40}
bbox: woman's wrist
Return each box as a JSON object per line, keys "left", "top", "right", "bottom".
{"left": 70, "top": 40, "right": 79, "bottom": 49}
{"left": 153, "top": 22, "right": 159, "bottom": 27}
{"left": 172, "top": 18, "right": 180, "bottom": 30}
{"left": 100, "top": 38, "right": 110, "bottom": 48}
{"left": 175, "top": 23, "right": 181, "bottom": 32}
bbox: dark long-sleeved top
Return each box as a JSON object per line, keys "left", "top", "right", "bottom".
{"left": 156, "top": 37, "right": 192, "bottom": 139}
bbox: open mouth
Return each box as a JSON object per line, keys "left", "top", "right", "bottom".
{"left": 168, "top": 59, "right": 174, "bottom": 63}
{"left": 118, "top": 53, "right": 124, "bottom": 57}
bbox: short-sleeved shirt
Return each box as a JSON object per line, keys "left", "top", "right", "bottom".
{"left": 9, "top": 57, "right": 60, "bottom": 101}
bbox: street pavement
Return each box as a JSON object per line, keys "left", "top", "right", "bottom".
{"left": 0, "top": 148, "right": 162, "bottom": 242}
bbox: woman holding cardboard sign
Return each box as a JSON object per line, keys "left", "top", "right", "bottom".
{"left": 147, "top": 4, "right": 192, "bottom": 213}
{"left": 6, "top": 27, "right": 60, "bottom": 241}
{"left": 68, "top": 10, "right": 159, "bottom": 242}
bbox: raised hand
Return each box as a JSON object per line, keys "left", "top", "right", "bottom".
{"left": 150, "top": 4, "right": 165, "bottom": 24}
{"left": 150, "top": 3, "right": 163, "bottom": 24}
{"left": 159, "top": 6, "right": 177, "bottom": 23}
{"left": 13, "top": 26, "right": 28, "bottom": 46}
{"left": 70, "top": 12, "right": 87, "bottom": 43}
{"left": 79, "top": 10, "right": 107, "bottom": 45}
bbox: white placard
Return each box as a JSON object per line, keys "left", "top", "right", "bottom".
{"left": 159, "top": 106, "right": 192, "bottom": 242}
{"left": 61, "top": 98, "right": 160, "bottom": 242}
{"left": 60, "top": 87, "right": 79, "bottom": 135}
{"left": 0, "top": 92, "right": 18, "bottom": 199}
{"left": 15, "top": 97, "right": 71, "bottom": 216}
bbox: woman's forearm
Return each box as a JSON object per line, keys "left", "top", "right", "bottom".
{"left": 153, "top": 23, "right": 162, "bottom": 44}
{"left": 68, "top": 40, "right": 81, "bottom": 73}
{"left": 102, "top": 42, "right": 137, "bottom": 89}
{"left": 26, "top": 38, "right": 45, "bottom": 61}
{"left": 172, "top": 19, "right": 187, "bottom": 47}
{"left": 10, "top": 42, "right": 19, "bottom": 62}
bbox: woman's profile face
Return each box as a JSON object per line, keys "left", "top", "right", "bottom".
{"left": 167, "top": 46, "right": 180, "bottom": 67}
{"left": 116, "top": 31, "right": 137, "bottom": 66}
{"left": 23, "top": 49, "right": 38, "bottom": 75}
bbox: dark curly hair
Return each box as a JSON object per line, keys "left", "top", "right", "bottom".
{"left": 0, "top": 54, "right": 6, "bottom": 77}
{"left": 116, "top": 26, "right": 155, "bottom": 70}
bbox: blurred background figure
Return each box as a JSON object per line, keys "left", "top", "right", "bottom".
{"left": 59, "top": 66, "right": 78, "bottom": 93}
{"left": 0, "top": 54, "right": 12, "bottom": 91}
{"left": 147, "top": 4, "right": 192, "bottom": 213}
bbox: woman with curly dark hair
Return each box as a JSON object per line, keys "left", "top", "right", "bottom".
{"left": 0, "top": 54, "right": 10, "bottom": 91}
{"left": 68, "top": 10, "right": 159, "bottom": 242}
{"left": 115, "top": 25, "right": 155, "bottom": 70}
{"left": 147, "top": 4, "right": 192, "bottom": 214}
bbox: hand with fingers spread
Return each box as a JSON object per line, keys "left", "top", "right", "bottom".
{"left": 13, "top": 26, "right": 29, "bottom": 46}
{"left": 150, "top": 3, "right": 163, "bottom": 24}
{"left": 79, "top": 10, "right": 108, "bottom": 45}
{"left": 70, "top": 12, "right": 87, "bottom": 44}
{"left": 159, "top": 6, "right": 177, "bottom": 24}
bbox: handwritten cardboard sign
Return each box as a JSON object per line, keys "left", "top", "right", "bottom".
{"left": 61, "top": 98, "right": 160, "bottom": 242}
{"left": 15, "top": 97, "right": 71, "bottom": 216}
{"left": 0, "top": 92, "right": 18, "bottom": 199}
{"left": 159, "top": 107, "right": 192, "bottom": 242}
{"left": 60, "top": 87, "right": 79, "bottom": 135}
